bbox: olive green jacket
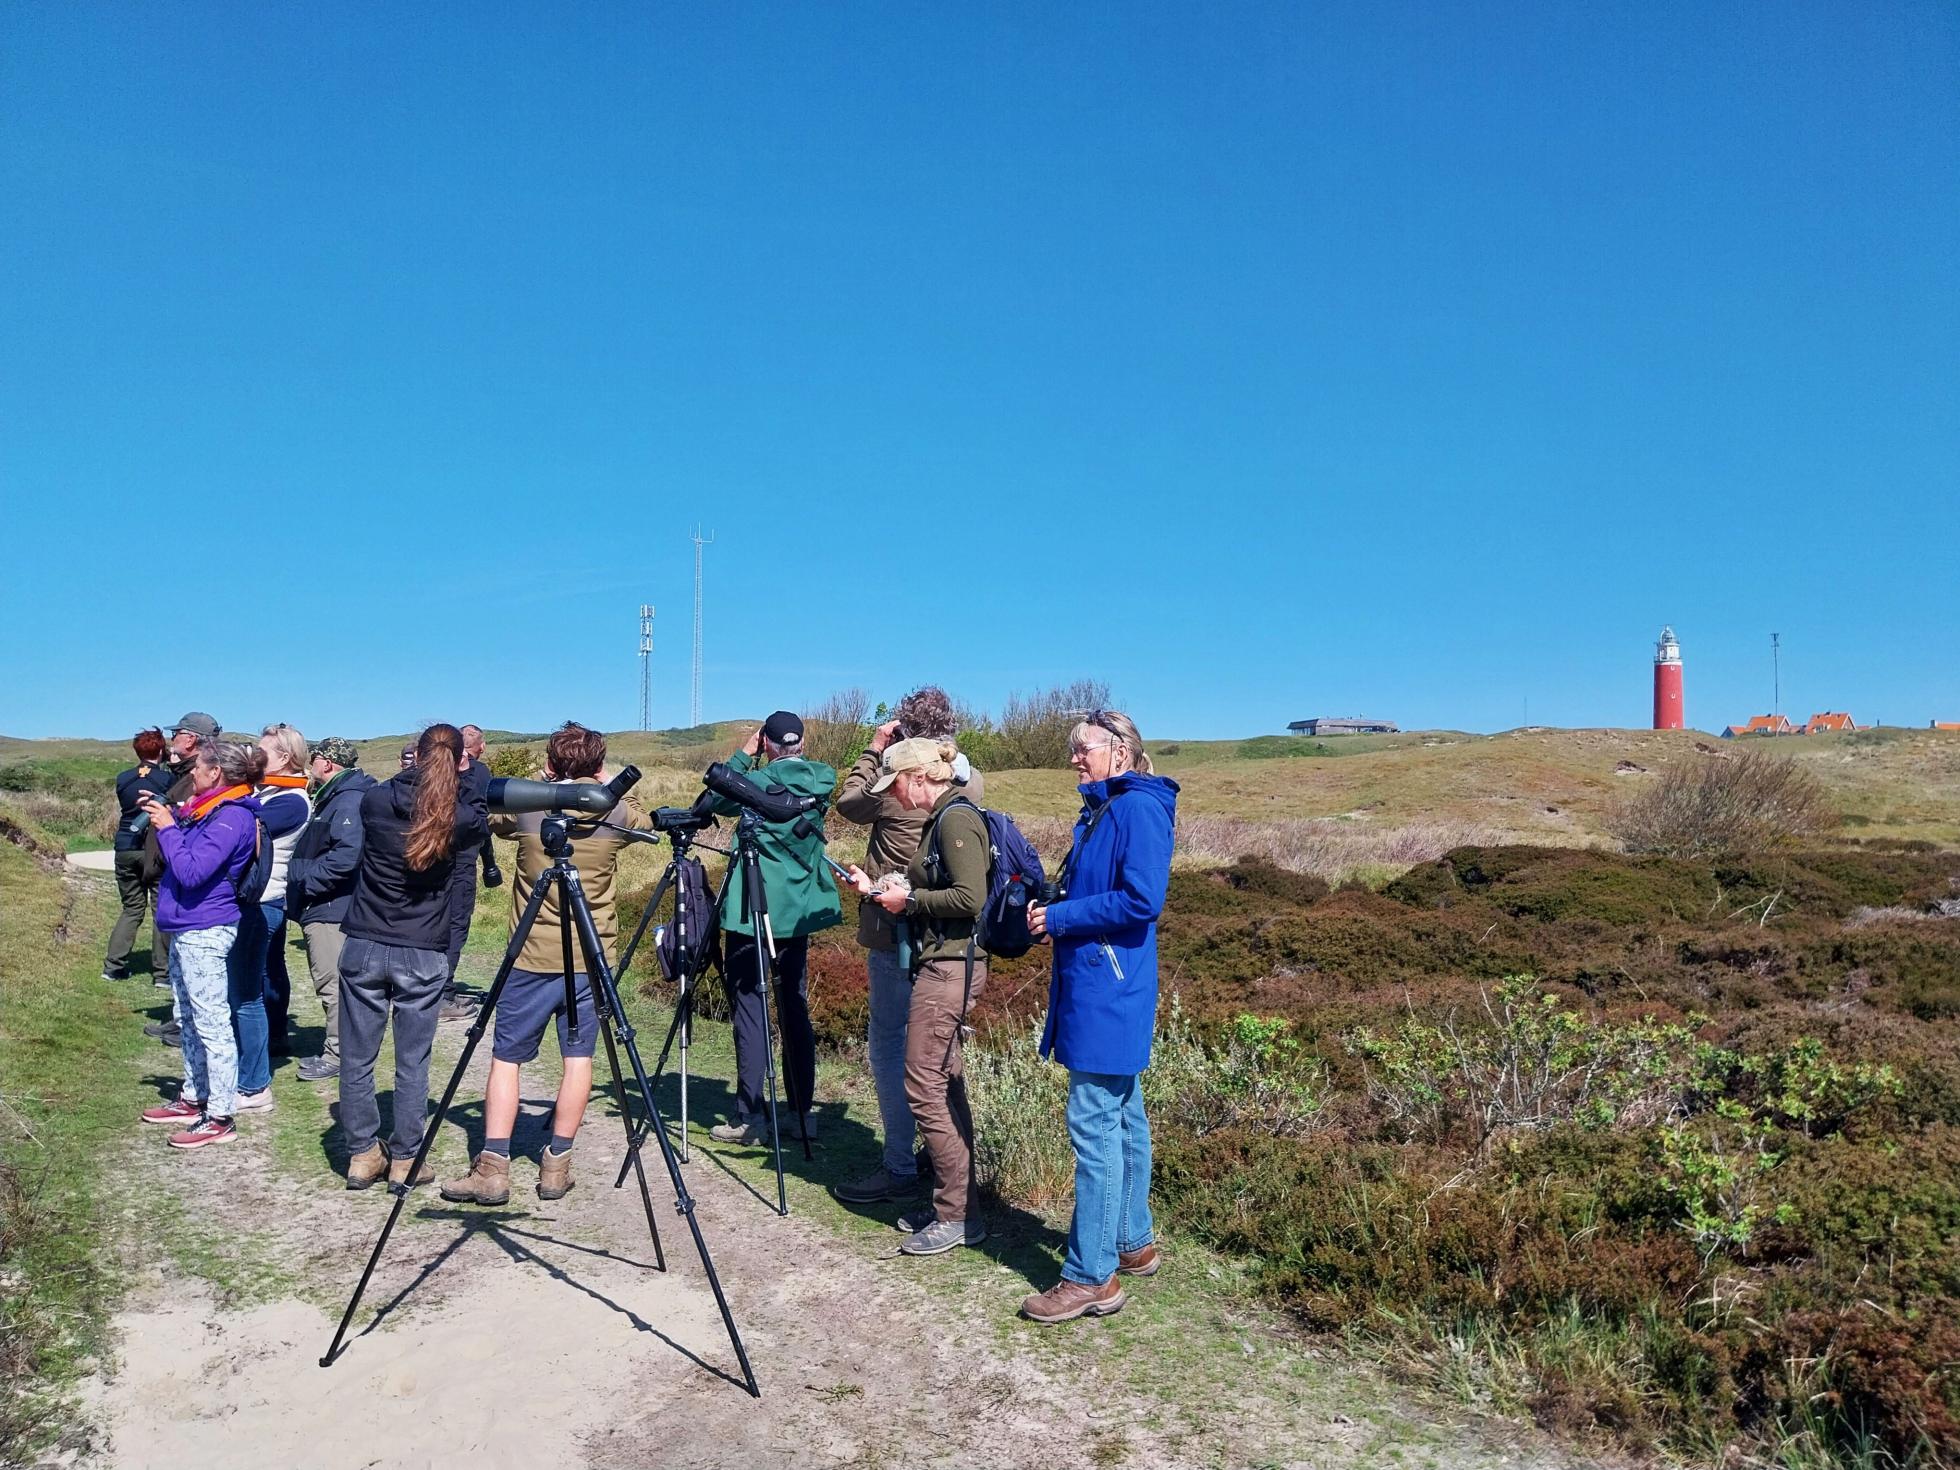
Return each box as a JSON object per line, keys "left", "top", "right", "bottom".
{"left": 836, "top": 748, "right": 984, "bottom": 950}
{"left": 709, "top": 752, "right": 844, "bottom": 939}
{"left": 903, "top": 790, "right": 989, "bottom": 964}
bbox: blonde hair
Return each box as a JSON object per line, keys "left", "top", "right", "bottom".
{"left": 260, "top": 723, "right": 309, "bottom": 776}
{"left": 1072, "top": 710, "right": 1152, "bottom": 774}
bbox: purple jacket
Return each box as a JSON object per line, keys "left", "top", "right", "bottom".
{"left": 156, "top": 794, "right": 263, "bottom": 933}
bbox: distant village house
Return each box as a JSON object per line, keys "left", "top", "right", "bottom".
{"left": 1721, "top": 712, "right": 1861, "bottom": 738}
{"left": 1287, "top": 718, "right": 1400, "bottom": 736}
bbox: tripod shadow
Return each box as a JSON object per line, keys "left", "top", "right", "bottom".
{"left": 348, "top": 1205, "right": 746, "bottom": 1391}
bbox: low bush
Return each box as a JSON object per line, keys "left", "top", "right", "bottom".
{"left": 1609, "top": 750, "right": 1835, "bottom": 858}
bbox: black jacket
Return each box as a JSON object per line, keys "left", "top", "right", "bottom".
{"left": 113, "top": 762, "right": 175, "bottom": 853}
{"left": 286, "top": 769, "right": 378, "bottom": 926}
{"left": 341, "top": 767, "right": 490, "bottom": 951}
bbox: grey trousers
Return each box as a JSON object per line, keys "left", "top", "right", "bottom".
{"left": 337, "top": 936, "right": 448, "bottom": 1158}
{"left": 301, "top": 920, "right": 346, "bottom": 1058}
{"left": 105, "top": 848, "right": 166, "bottom": 979}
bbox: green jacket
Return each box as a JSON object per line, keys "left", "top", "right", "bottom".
{"left": 710, "top": 752, "right": 844, "bottom": 939}
{"left": 903, "top": 790, "right": 989, "bottom": 964}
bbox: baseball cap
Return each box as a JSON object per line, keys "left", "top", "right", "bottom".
{"left": 168, "top": 712, "right": 221, "bottom": 738}
{"left": 761, "top": 711, "right": 804, "bottom": 748}
{"left": 310, "top": 736, "right": 360, "bottom": 769}
{"left": 869, "top": 737, "right": 947, "bottom": 793}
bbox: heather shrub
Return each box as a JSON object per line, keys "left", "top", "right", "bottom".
{"left": 485, "top": 744, "right": 540, "bottom": 778}
{"left": 1610, "top": 750, "right": 1835, "bottom": 857}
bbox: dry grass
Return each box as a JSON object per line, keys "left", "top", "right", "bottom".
{"left": 1609, "top": 749, "right": 1836, "bottom": 857}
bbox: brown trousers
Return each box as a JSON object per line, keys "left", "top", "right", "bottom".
{"left": 904, "top": 954, "right": 987, "bottom": 1223}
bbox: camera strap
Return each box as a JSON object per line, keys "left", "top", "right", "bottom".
{"left": 1051, "top": 794, "right": 1121, "bottom": 902}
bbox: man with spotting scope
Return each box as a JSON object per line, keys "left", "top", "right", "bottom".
{"left": 442, "top": 722, "right": 652, "bottom": 1205}
{"left": 705, "top": 711, "right": 842, "bottom": 1146}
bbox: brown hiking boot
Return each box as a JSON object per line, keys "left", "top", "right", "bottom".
{"left": 1020, "top": 1276, "right": 1127, "bottom": 1324}
{"left": 536, "top": 1145, "right": 574, "bottom": 1201}
{"left": 346, "top": 1142, "right": 389, "bottom": 1191}
{"left": 388, "top": 1154, "right": 434, "bottom": 1189}
{"left": 1118, "top": 1243, "right": 1162, "bottom": 1277}
{"left": 440, "top": 1153, "right": 511, "bottom": 1205}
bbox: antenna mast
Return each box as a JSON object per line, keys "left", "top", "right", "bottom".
{"left": 1772, "top": 632, "right": 1781, "bottom": 716}
{"left": 691, "top": 528, "right": 714, "bottom": 726}
{"left": 638, "top": 604, "right": 654, "bottom": 732}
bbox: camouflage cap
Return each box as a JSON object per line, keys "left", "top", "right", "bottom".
{"left": 310, "top": 736, "right": 360, "bottom": 769}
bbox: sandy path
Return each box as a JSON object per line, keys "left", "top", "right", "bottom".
{"left": 82, "top": 1012, "right": 1580, "bottom": 1470}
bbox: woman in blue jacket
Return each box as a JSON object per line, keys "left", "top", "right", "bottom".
{"left": 1023, "top": 711, "right": 1178, "bottom": 1323}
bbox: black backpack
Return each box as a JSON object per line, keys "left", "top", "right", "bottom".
{"left": 925, "top": 797, "right": 1048, "bottom": 959}
{"left": 655, "top": 853, "right": 721, "bottom": 982}
{"left": 231, "top": 810, "right": 275, "bottom": 906}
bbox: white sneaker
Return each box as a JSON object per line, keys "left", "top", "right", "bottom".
{"left": 235, "top": 1088, "right": 275, "bottom": 1113}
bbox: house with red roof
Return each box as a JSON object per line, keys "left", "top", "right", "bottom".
{"left": 1722, "top": 714, "right": 1796, "bottom": 738}
{"left": 1803, "top": 712, "right": 1858, "bottom": 734}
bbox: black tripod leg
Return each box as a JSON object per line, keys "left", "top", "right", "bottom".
{"left": 617, "top": 976, "right": 694, "bottom": 1190}
{"left": 596, "top": 1009, "right": 666, "bottom": 1271}
{"left": 321, "top": 875, "right": 552, "bottom": 1367}
{"left": 614, "top": 866, "right": 674, "bottom": 981}
{"left": 566, "top": 871, "right": 760, "bottom": 1396}
{"left": 738, "top": 842, "right": 790, "bottom": 1217}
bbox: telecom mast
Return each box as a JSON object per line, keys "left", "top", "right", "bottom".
{"left": 691, "top": 528, "right": 714, "bottom": 726}
{"left": 637, "top": 605, "right": 654, "bottom": 731}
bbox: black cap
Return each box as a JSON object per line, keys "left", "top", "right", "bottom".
{"left": 761, "top": 711, "right": 804, "bottom": 748}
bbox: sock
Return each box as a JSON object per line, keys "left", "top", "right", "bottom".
{"left": 548, "top": 1134, "right": 575, "bottom": 1156}
{"left": 482, "top": 1137, "right": 511, "bottom": 1158}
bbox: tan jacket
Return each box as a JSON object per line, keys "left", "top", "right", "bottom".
{"left": 490, "top": 797, "right": 652, "bottom": 975}
{"left": 835, "top": 748, "right": 984, "bottom": 949}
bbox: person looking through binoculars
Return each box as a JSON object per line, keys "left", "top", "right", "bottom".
{"left": 705, "top": 711, "right": 842, "bottom": 1146}
{"left": 841, "top": 738, "right": 990, "bottom": 1256}
{"left": 442, "top": 722, "right": 651, "bottom": 1206}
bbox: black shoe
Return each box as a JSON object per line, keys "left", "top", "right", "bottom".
{"left": 296, "top": 1055, "right": 341, "bottom": 1082}
{"left": 157, "top": 1024, "right": 182, "bottom": 1046}
{"left": 143, "top": 1020, "right": 171, "bottom": 1038}
{"left": 102, "top": 966, "right": 128, "bottom": 982}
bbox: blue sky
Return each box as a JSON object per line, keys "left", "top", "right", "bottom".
{"left": 3, "top": 3, "right": 1955, "bottom": 741}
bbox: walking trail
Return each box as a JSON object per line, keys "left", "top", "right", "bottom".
{"left": 79, "top": 949, "right": 1583, "bottom": 1470}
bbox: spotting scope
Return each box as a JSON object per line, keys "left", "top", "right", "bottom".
{"left": 700, "top": 761, "right": 818, "bottom": 824}
{"left": 488, "top": 765, "right": 641, "bottom": 816}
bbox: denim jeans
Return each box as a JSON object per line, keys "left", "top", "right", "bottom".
{"left": 170, "top": 924, "right": 238, "bottom": 1118}
{"left": 1063, "top": 1070, "right": 1154, "bottom": 1286}
{"left": 262, "top": 901, "right": 291, "bottom": 1052}
{"left": 228, "top": 902, "right": 271, "bottom": 1094}
{"left": 337, "top": 936, "right": 449, "bottom": 1158}
{"left": 865, "top": 947, "right": 917, "bottom": 1178}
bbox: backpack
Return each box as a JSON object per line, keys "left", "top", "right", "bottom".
{"left": 654, "top": 853, "right": 721, "bottom": 983}
{"left": 926, "top": 797, "right": 1048, "bottom": 959}
{"left": 231, "top": 811, "right": 275, "bottom": 906}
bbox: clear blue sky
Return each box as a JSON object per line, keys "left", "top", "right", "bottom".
{"left": 3, "top": 3, "right": 1955, "bottom": 741}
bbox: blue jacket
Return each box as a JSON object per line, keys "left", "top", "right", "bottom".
{"left": 1038, "top": 772, "right": 1179, "bottom": 1075}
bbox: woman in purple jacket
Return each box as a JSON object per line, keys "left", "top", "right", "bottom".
{"left": 137, "top": 741, "right": 264, "bottom": 1150}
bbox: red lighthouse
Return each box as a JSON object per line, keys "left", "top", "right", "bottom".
{"left": 1653, "top": 625, "right": 1685, "bottom": 730}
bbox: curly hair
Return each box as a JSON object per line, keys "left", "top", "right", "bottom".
{"left": 894, "top": 685, "right": 958, "bottom": 741}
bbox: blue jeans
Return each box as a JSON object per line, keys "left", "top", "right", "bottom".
{"left": 169, "top": 924, "right": 238, "bottom": 1117}
{"left": 1063, "top": 1070, "right": 1154, "bottom": 1286}
{"left": 866, "top": 948, "right": 917, "bottom": 1178}
{"left": 262, "top": 901, "right": 291, "bottom": 1052}
{"left": 228, "top": 902, "right": 271, "bottom": 1094}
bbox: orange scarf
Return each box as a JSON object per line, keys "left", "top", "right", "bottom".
{"left": 261, "top": 773, "right": 309, "bottom": 790}
{"left": 184, "top": 784, "right": 252, "bottom": 821}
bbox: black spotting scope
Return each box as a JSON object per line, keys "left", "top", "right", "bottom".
{"left": 700, "top": 761, "right": 818, "bottom": 824}
{"left": 488, "top": 764, "right": 641, "bottom": 816}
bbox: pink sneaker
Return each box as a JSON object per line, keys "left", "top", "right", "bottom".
{"left": 167, "top": 1115, "right": 237, "bottom": 1150}
{"left": 141, "top": 1098, "right": 203, "bottom": 1125}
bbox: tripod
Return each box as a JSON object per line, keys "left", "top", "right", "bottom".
{"left": 320, "top": 812, "right": 760, "bottom": 1397}
{"left": 615, "top": 808, "right": 812, "bottom": 1216}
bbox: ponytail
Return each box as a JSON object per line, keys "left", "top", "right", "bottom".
{"left": 405, "top": 723, "right": 463, "bottom": 871}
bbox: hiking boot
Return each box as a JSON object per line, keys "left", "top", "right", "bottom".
{"left": 834, "top": 1166, "right": 922, "bottom": 1204}
{"left": 155, "top": 1022, "right": 182, "bottom": 1046}
{"left": 167, "top": 1115, "right": 237, "bottom": 1150}
{"left": 345, "top": 1142, "right": 389, "bottom": 1190}
{"left": 440, "top": 1153, "right": 512, "bottom": 1205}
{"left": 537, "top": 1146, "right": 575, "bottom": 1201}
{"left": 709, "top": 1114, "right": 765, "bottom": 1145}
{"left": 143, "top": 1019, "right": 172, "bottom": 1038}
{"left": 388, "top": 1154, "right": 434, "bottom": 1189}
{"left": 1118, "top": 1243, "right": 1163, "bottom": 1277}
{"left": 1021, "top": 1276, "right": 1127, "bottom": 1323}
{"left": 438, "top": 995, "right": 479, "bottom": 1022}
{"left": 898, "top": 1218, "right": 986, "bottom": 1255}
{"left": 791, "top": 1111, "right": 821, "bottom": 1144}
{"left": 895, "top": 1205, "right": 936, "bottom": 1234}
{"left": 141, "top": 1097, "right": 202, "bottom": 1126}
{"left": 234, "top": 1088, "right": 275, "bottom": 1114}
{"left": 296, "top": 1054, "right": 340, "bottom": 1082}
